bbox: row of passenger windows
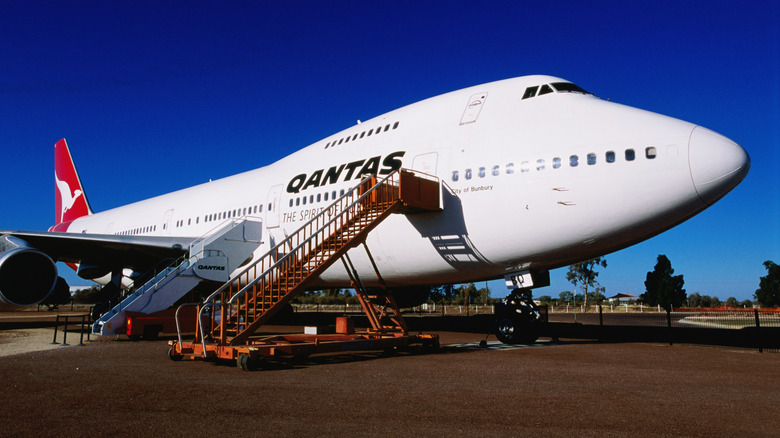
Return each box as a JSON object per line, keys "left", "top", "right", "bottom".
{"left": 179, "top": 203, "right": 266, "bottom": 228}
{"left": 289, "top": 189, "right": 348, "bottom": 207}
{"left": 118, "top": 225, "right": 157, "bottom": 236}
{"left": 115, "top": 204, "right": 267, "bottom": 235}
{"left": 451, "top": 147, "right": 657, "bottom": 182}
{"left": 324, "top": 121, "right": 400, "bottom": 149}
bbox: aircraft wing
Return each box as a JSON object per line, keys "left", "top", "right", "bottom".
{"left": 0, "top": 230, "right": 194, "bottom": 273}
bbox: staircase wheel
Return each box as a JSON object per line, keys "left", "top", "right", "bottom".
{"left": 237, "top": 353, "right": 257, "bottom": 371}
{"left": 167, "top": 346, "right": 182, "bottom": 361}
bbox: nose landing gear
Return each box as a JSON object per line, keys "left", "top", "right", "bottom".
{"left": 494, "top": 288, "right": 542, "bottom": 344}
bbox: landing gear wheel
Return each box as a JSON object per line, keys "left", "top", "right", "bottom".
{"left": 494, "top": 288, "right": 542, "bottom": 344}
{"left": 495, "top": 315, "right": 538, "bottom": 344}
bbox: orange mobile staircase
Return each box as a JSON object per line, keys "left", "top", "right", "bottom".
{"left": 169, "top": 169, "right": 442, "bottom": 369}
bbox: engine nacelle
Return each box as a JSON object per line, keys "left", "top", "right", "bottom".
{"left": 0, "top": 247, "right": 58, "bottom": 310}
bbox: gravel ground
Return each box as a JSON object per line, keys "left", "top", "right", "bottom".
{"left": 1, "top": 322, "right": 778, "bottom": 437}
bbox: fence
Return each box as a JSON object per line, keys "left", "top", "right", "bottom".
{"left": 291, "top": 303, "right": 495, "bottom": 315}
{"left": 545, "top": 306, "right": 780, "bottom": 352}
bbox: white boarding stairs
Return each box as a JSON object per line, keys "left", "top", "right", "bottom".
{"left": 92, "top": 218, "right": 263, "bottom": 336}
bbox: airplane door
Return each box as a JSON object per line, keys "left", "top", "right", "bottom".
{"left": 162, "top": 209, "right": 174, "bottom": 235}
{"left": 460, "top": 92, "right": 487, "bottom": 125}
{"left": 265, "top": 184, "right": 283, "bottom": 228}
{"left": 412, "top": 152, "right": 438, "bottom": 176}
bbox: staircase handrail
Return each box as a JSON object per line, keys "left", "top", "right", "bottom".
{"left": 203, "top": 170, "right": 400, "bottom": 308}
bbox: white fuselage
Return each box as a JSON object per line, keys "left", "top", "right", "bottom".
{"left": 60, "top": 75, "right": 750, "bottom": 289}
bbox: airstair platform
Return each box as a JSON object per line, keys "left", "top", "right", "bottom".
{"left": 168, "top": 169, "right": 442, "bottom": 368}
{"left": 92, "top": 218, "right": 262, "bottom": 336}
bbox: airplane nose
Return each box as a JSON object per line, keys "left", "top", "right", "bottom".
{"left": 688, "top": 126, "right": 750, "bottom": 205}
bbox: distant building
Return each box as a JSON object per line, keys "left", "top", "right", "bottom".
{"left": 609, "top": 293, "right": 638, "bottom": 303}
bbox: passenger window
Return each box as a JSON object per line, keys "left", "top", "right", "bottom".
{"left": 352, "top": 134, "right": 358, "bottom": 141}
{"left": 492, "top": 165, "right": 500, "bottom": 176}
{"left": 317, "top": 194, "right": 321, "bottom": 202}
{"left": 506, "top": 163, "right": 515, "bottom": 174}
{"left": 452, "top": 171, "right": 459, "bottom": 182}
{"left": 324, "top": 192, "right": 329, "bottom": 201}
{"left": 536, "top": 159, "right": 545, "bottom": 171}
{"left": 296, "top": 198, "right": 300, "bottom": 206}
{"left": 478, "top": 167, "right": 485, "bottom": 178}
{"left": 384, "top": 124, "right": 390, "bottom": 132}
{"left": 646, "top": 147, "right": 657, "bottom": 159}
{"left": 465, "top": 168, "right": 472, "bottom": 180}
{"left": 521, "top": 161, "right": 530, "bottom": 173}
{"left": 606, "top": 151, "right": 615, "bottom": 163}
{"left": 625, "top": 149, "right": 635, "bottom": 161}
{"left": 587, "top": 153, "right": 596, "bottom": 165}
{"left": 360, "top": 132, "right": 365, "bottom": 139}
{"left": 553, "top": 157, "right": 562, "bottom": 169}
{"left": 367, "top": 129, "right": 373, "bottom": 136}
{"left": 570, "top": 155, "right": 579, "bottom": 167}
{"left": 522, "top": 86, "right": 539, "bottom": 99}
{"left": 393, "top": 122, "right": 399, "bottom": 129}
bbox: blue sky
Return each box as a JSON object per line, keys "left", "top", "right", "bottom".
{"left": 1, "top": 1, "right": 777, "bottom": 302}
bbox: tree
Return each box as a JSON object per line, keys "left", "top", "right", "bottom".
{"left": 725, "top": 297, "right": 738, "bottom": 307}
{"left": 566, "top": 257, "right": 607, "bottom": 308}
{"left": 429, "top": 284, "right": 456, "bottom": 303}
{"left": 558, "top": 291, "right": 574, "bottom": 305}
{"left": 40, "top": 277, "right": 72, "bottom": 310}
{"left": 688, "top": 292, "right": 701, "bottom": 307}
{"left": 754, "top": 260, "right": 780, "bottom": 307}
{"left": 641, "top": 255, "right": 686, "bottom": 311}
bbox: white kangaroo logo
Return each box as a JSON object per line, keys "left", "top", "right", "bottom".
{"left": 55, "top": 172, "right": 83, "bottom": 223}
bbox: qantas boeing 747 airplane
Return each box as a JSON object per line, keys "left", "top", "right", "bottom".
{"left": 0, "top": 75, "right": 749, "bottom": 342}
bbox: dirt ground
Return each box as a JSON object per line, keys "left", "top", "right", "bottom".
{"left": 1, "top": 322, "right": 778, "bottom": 437}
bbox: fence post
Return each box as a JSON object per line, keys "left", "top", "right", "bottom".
{"left": 51, "top": 315, "right": 61, "bottom": 344}
{"left": 754, "top": 309, "right": 763, "bottom": 353}
{"left": 61, "top": 315, "right": 69, "bottom": 346}
{"left": 666, "top": 309, "right": 672, "bottom": 345}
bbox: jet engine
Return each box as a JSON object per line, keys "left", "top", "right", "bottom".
{"left": 0, "top": 247, "right": 58, "bottom": 310}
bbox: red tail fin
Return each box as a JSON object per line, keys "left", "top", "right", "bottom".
{"left": 54, "top": 139, "right": 92, "bottom": 225}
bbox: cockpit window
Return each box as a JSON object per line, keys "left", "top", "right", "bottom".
{"left": 539, "top": 84, "right": 554, "bottom": 96}
{"left": 550, "top": 82, "right": 591, "bottom": 95}
{"left": 523, "top": 82, "right": 591, "bottom": 100}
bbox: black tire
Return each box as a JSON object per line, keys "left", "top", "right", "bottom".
{"left": 237, "top": 354, "right": 257, "bottom": 371}
{"left": 494, "top": 315, "right": 538, "bottom": 344}
{"left": 167, "top": 346, "right": 182, "bottom": 361}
